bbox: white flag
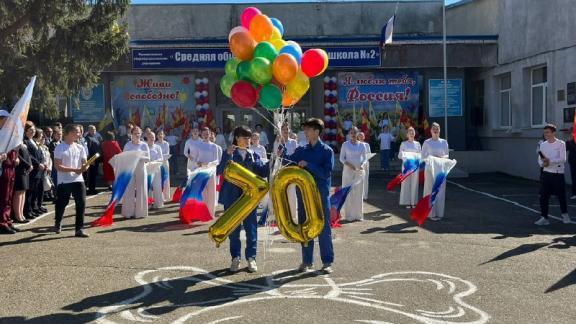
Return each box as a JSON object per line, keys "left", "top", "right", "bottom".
{"left": 0, "top": 76, "right": 36, "bottom": 153}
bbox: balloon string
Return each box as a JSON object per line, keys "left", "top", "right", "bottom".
{"left": 250, "top": 107, "right": 281, "bottom": 134}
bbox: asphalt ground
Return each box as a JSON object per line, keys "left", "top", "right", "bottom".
{"left": 0, "top": 172, "right": 575, "bottom": 323}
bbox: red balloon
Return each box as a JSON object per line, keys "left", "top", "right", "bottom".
{"left": 231, "top": 81, "right": 258, "bottom": 109}
{"left": 301, "top": 49, "right": 327, "bottom": 78}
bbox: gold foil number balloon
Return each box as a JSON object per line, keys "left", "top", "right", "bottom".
{"left": 209, "top": 161, "right": 269, "bottom": 246}
{"left": 270, "top": 166, "right": 324, "bottom": 244}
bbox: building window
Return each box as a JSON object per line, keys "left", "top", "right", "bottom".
{"left": 499, "top": 74, "right": 511, "bottom": 127}
{"left": 531, "top": 66, "right": 547, "bottom": 127}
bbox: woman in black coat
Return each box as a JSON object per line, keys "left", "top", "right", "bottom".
{"left": 14, "top": 143, "right": 32, "bottom": 221}
{"left": 23, "top": 123, "right": 46, "bottom": 218}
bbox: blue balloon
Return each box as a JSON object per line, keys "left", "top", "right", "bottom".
{"left": 270, "top": 18, "right": 284, "bottom": 36}
{"left": 279, "top": 43, "right": 302, "bottom": 64}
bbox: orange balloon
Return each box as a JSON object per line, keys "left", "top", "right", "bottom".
{"left": 249, "top": 14, "right": 274, "bottom": 42}
{"left": 273, "top": 53, "right": 299, "bottom": 85}
{"left": 229, "top": 31, "right": 256, "bottom": 61}
{"left": 282, "top": 92, "right": 300, "bottom": 107}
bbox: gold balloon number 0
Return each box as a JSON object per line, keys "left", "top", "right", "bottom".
{"left": 209, "top": 162, "right": 324, "bottom": 246}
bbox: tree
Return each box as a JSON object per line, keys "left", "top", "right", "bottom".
{"left": 0, "top": 0, "right": 130, "bottom": 119}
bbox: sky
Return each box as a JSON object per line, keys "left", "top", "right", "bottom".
{"left": 132, "top": 0, "right": 463, "bottom": 4}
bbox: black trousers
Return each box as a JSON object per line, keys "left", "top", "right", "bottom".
{"left": 87, "top": 162, "right": 99, "bottom": 192}
{"left": 24, "top": 176, "right": 43, "bottom": 215}
{"left": 55, "top": 182, "right": 86, "bottom": 231}
{"left": 569, "top": 161, "right": 576, "bottom": 196}
{"left": 540, "top": 172, "right": 568, "bottom": 218}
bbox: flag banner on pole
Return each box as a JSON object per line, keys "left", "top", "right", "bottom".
{"left": 146, "top": 161, "right": 163, "bottom": 205}
{"left": 329, "top": 175, "right": 363, "bottom": 228}
{"left": 179, "top": 165, "right": 216, "bottom": 224}
{"left": 92, "top": 151, "right": 146, "bottom": 227}
{"left": 387, "top": 151, "right": 421, "bottom": 191}
{"left": 0, "top": 76, "right": 36, "bottom": 154}
{"left": 379, "top": 14, "right": 395, "bottom": 47}
{"left": 411, "top": 156, "right": 457, "bottom": 226}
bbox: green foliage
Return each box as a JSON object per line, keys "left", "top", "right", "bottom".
{"left": 0, "top": 0, "right": 130, "bottom": 118}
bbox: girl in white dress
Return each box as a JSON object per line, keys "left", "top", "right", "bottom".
{"left": 191, "top": 127, "right": 220, "bottom": 217}
{"left": 398, "top": 127, "right": 422, "bottom": 208}
{"left": 357, "top": 132, "right": 371, "bottom": 200}
{"left": 273, "top": 123, "right": 299, "bottom": 220}
{"left": 340, "top": 127, "right": 367, "bottom": 221}
{"left": 210, "top": 131, "right": 223, "bottom": 206}
{"left": 421, "top": 123, "right": 450, "bottom": 221}
{"left": 122, "top": 127, "right": 150, "bottom": 219}
{"left": 147, "top": 132, "right": 164, "bottom": 209}
{"left": 156, "top": 130, "right": 171, "bottom": 202}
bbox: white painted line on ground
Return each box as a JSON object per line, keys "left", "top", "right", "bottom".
{"left": 14, "top": 191, "right": 107, "bottom": 228}
{"left": 447, "top": 180, "right": 572, "bottom": 223}
{"left": 501, "top": 194, "right": 539, "bottom": 197}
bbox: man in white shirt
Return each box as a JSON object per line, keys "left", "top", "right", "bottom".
{"left": 377, "top": 126, "right": 395, "bottom": 171}
{"left": 53, "top": 124, "right": 90, "bottom": 237}
{"left": 536, "top": 124, "right": 571, "bottom": 225}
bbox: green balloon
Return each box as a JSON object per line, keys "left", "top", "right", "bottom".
{"left": 258, "top": 84, "right": 282, "bottom": 110}
{"left": 236, "top": 60, "right": 252, "bottom": 82}
{"left": 225, "top": 57, "right": 240, "bottom": 78}
{"left": 249, "top": 57, "right": 273, "bottom": 85}
{"left": 253, "top": 41, "right": 278, "bottom": 62}
{"left": 219, "top": 74, "right": 236, "bottom": 98}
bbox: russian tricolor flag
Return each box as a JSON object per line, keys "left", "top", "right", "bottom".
{"left": 92, "top": 151, "right": 146, "bottom": 227}
{"left": 179, "top": 166, "right": 216, "bottom": 224}
{"left": 387, "top": 152, "right": 421, "bottom": 191}
{"left": 411, "top": 156, "right": 457, "bottom": 225}
{"left": 380, "top": 15, "right": 395, "bottom": 47}
{"left": 329, "top": 185, "right": 353, "bottom": 228}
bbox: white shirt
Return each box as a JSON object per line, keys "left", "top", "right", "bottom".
{"left": 340, "top": 141, "right": 367, "bottom": 169}
{"left": 258, "top": 131, "right": 269, "bottom": 147}
{"left": 362, "top": 142, "right": 371, "bottom": 155}
{"left": 399, "top": 140, "right": 422, "bottom": 159}
{"left": 148, "top": 143, "right": 163, "bottom": 161}
{"left": 421, "top": 138, "right": 449, "bottom": 160}
{"left": 273, "top": 138, "right": 298, "bottom": 156}
{"left": 297, "top": 131, "right": 307, "bottom": 147}
{"left": 215, "top": 144, "right": 223, "bottom": 163}
{"left": 215, "top": 134, "right": 227, "bottom": 149}
{"left": 379, "top": 119, "right": 390, "bottom": 128}
{"left": 184, "top": 138, "right": 201, "bottom": 157}
{"left": 539, "top": 139, "right": 566, "bottom": 174}
{"left": 250, "top": 144, "right": 267, "bottom": 161}
{"left": 157, "top": 140, "right": 170, "bottom": 155}
{"left": 191, "top": 141, "right": 219, "bottom": 164}
{"left": 165, "top": 135, "right": 178, "bottom": 146}
{"left": 54, "top": 142, "right": 87, "bottom": 184}
{"left": 124, "top": 141, "right": 150, "bottom": 160}
{"left": 378, "top": 132, "right": 395, "bottom": 150}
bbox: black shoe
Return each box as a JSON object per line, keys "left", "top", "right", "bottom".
{"left": 14, "top": 219, "right": 29, "bottom": 224}
{"left": 75, "top": 230, "right": 89, "bottom": 238}
{"left": 33, "top": 209, "right": 43, "bottom": 215}
{"left": 9, "top": 225, "right": 21, "bottom": 232}
{"left": 54, "top": 226, "right": 62, "bottom": 234}
{"left": 25, "top": 214, "right": 36, "bottom": 220}
{"left": 0, "top": 227, "right": 16, "bottom": 234}
{"left": 39, "top": 207, "right": 48, "bottom": 213}
{"left": 30, "top": 210, "right": 39, "bottom": 216}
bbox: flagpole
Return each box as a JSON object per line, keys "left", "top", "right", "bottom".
{"left": 443, "top": 0, "right": 448, "bottom": 141}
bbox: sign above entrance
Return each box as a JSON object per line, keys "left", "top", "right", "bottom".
{"left": 132, "top": 46, "right": 381, "bottom": 70}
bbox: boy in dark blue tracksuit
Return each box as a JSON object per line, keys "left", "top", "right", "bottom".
{"left": 283, "top": 118, "right": 335, "bottom": 274}
{"left": 217, "top": 126, "right": 269, "bottom": 272}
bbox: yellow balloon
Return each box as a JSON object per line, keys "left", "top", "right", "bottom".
{"left": 270, "top": 27, "right": 282, "bottom": 40}
{"left": 208, "top": 161, "right": 269, "bottom": 246}
{"left": 270, "top": 166, "right": 324, "bottom": 243}
{"left": 286, "top": 70, "right": 310, "bottom": 99}
{"left": 271, "top": 39, "right": 287, "bottom": 52}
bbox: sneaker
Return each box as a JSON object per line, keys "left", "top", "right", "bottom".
{"left": 298, "top": 263, "right": 313, "bottom": 273}
{"left": 54, "top": 226, "right": 62, "bottom": 234}
{"left": 247, "top": 259, "right": 258, "bottom": 273}
{"left": 429, "top": 216, "right": 441, "bottom": 221}
{"left": 75, "top": 230, "right": 90, "bottom": 238}
{"left": 230, "top": 257, "right": 241, "bottom": 272}
{"left": 321, "top": 264, "right": 333, "bottom": 274}
{"left": 534, "top": 217, "right": 550, "bottom": 226}
{"left": 405, "top": 206, "right": 411, "bottom": 209}
{"left": 562, "top": 213, "right": 572, "bottom": 224}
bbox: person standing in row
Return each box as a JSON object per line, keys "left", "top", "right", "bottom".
{"left": 184, "top": 128, "right": 201, "bottom": 173}
{"left": 191, "top": 127, "right": 220, "bottom": 218}
{"left": 340, "top": 127, "right": 367, "bottom": 222}
{"left": 218, "top": 126, "right": 269, "bottom": 273}
{"left": 255, "top": 124, "right": 269, "bottom": 151}
{"left": 14, "top": 143, "right": 32, "bottom": 221}
{"left": 284, "top": 118, "right": 335, "bottom": 274}
{"left": 398, "top": 127, "right": 422, "bottom": 209}
{"left": 122, "top": 126, "right": 150, "bottom": 219}
{"left": 53, "top": 124, "right": 89, "bottom": 237}
{"left": 535, "top": 124, "right": 572, "bottom": 225}
{"left": 147, "top": 132, "right": 164, "bottom": 210}
{"left": 85, "top": 125, "right": 101, "bottom": 195}
{"left": 101, "top": 131, "right": 122, "bottom": 190}
{"left": 565, "top": 130, "right": 576, "bottom": 200}
{"left": 357, "top": 132, "right": 371, "bottom": 200}
{"left": 215, "top": 127, "right": 227, "bottom": 150}
{"left": 250, "top": 132, "right": 267, "bottom": 162}
{"left": 156, "top": 130, "right": 171, "bottom": 202}
{"left": 421, "top": 123, "right": 449, "bottom": 221}
{"left": 24, "top": 122, "right": 46, "bottom": 217}
{"left": 0, "top": 111, "right": 20, "bottom": 234}
{"left": 377, "top": 125, "right": 395, "bottom": 172}
{"left": 48, "top": 128, "right": 62, "bottom": 192}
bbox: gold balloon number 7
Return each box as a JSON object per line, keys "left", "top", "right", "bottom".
{"left": 209, "top": 162, "right": 325, "bottom": 246}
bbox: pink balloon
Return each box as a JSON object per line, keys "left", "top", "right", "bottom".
{"left": 228, "top": 26, "right": 249, "bottom": 41}
{"left": 241, "top": 7, "right": 261, "bottom": 29}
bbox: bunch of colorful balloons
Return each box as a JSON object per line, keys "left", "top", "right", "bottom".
{"left": 220, "top": 7, "right": 329, "bottom": 110}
